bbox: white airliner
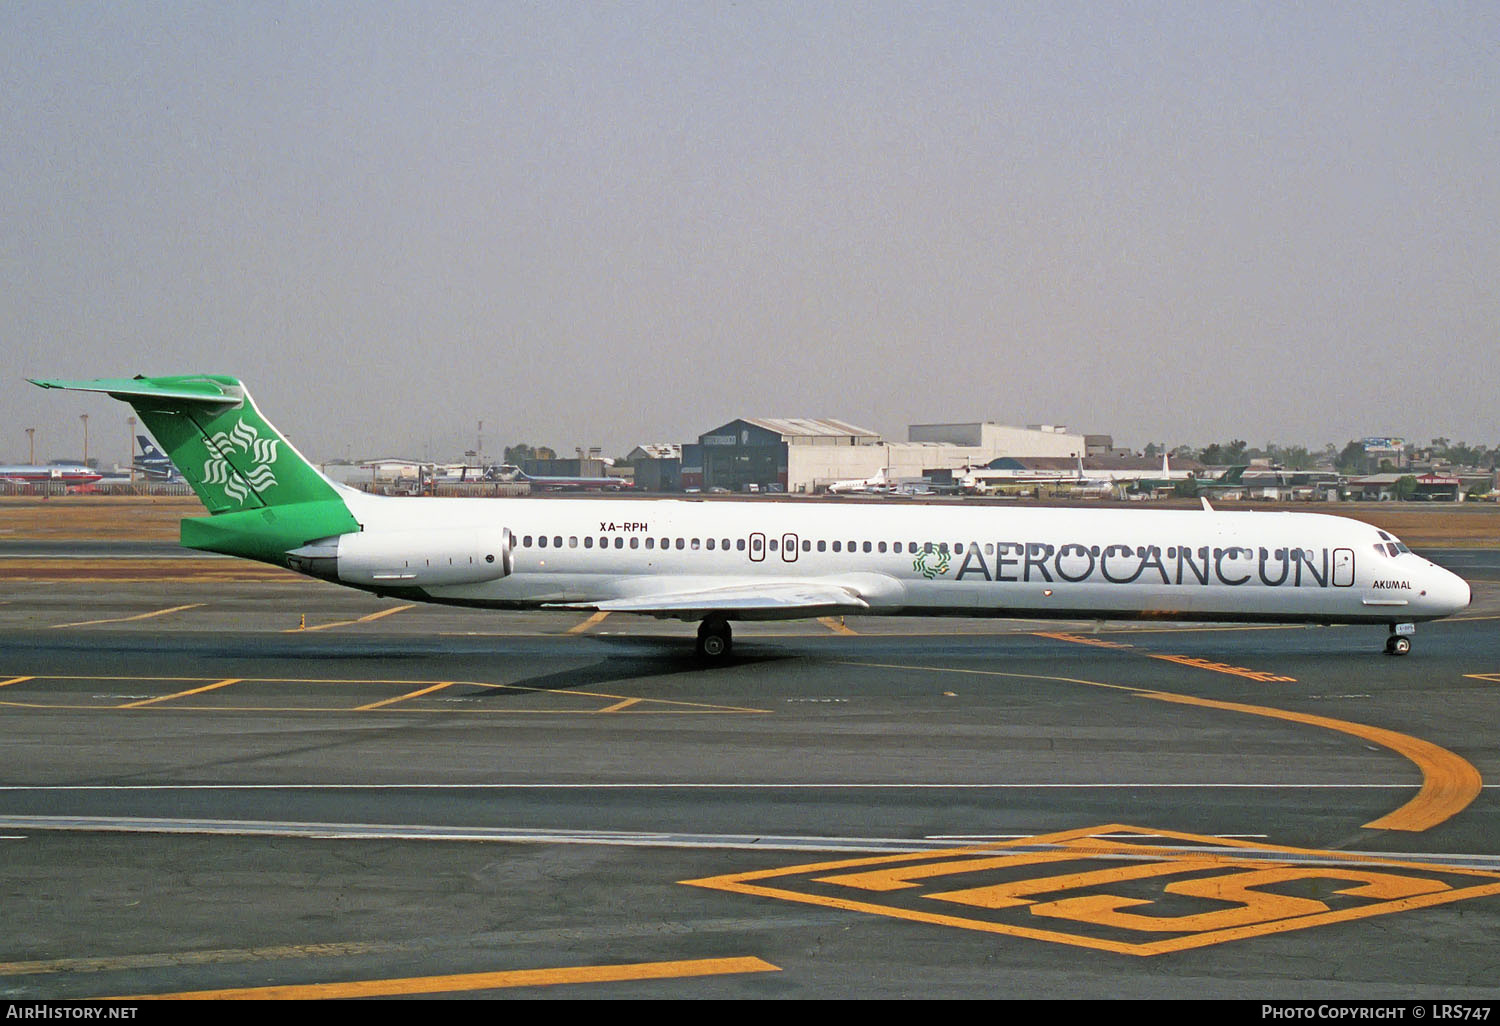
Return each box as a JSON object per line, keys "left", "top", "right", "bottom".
{"left": 0, "top": 462, "right": 102, "bottom": 487}
{"left": 826, "top": 467, "right": 892, "bottom": 494}
{"left": 30, "top": 375, "right": 1471, "bottom": 659}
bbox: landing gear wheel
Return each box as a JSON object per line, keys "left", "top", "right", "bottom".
{"left": 696, "top": 615, "right": 733, "bottom": 661}
{"left": 1385, "top": 635, "right": 1411, "bottom": 656}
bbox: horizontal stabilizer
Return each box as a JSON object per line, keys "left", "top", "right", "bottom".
{"left": 28, "top": 375, "right": 244, "bottom": 408}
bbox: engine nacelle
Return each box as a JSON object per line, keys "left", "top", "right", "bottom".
{"left": 287, "top": 526, "right": 512, "bottom": 587}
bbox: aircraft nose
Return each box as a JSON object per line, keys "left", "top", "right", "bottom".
{"left": 1427, "top": 565, "right": 1471, "bottom": 616}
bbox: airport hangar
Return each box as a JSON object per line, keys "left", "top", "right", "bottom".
{"left": 676, "top": 419, "right": 1102, "bottom": 493}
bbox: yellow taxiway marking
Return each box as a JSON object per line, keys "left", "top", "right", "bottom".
{"left": 598, "top": 697, "right": 643, "bottom": 712}
{"left": 684, "top": 823, "right": 1500, "bottom": 957}
{"left": 818, "top": 616, "right": 858, "bottom": 636}
{"left": 109, "top": 956, "right": 780, "bottom": 999}
{"left": 842, "top": 660, "right": 1480, "bottom": 832}
{"left": 48, "top": 603, "right": 204, "bottom": 629}
{"left": 0, "top": 674, "right": 769, "bottom": 715}
{"left": 288, "top": 604, "right": 416, "bottom": 633}
{"left": 118, "top": 679, "right": 243, "bottom": 709}
{"left": 0, "top": 676, "right": 34, "bottom": 689}
{"left": 1147, "top": 654, "right": 1297, "bottom": 683}
{"left": 1037, "top": 630, "right": 1294, "bottom": 681}
{"left": 567, "top": 610, "right": 611, "bottom": 634}
{"left": 1148, "top": 691, "right": 1481, "bottom": 832}
{"left": 1033, "top": 631, "right": 1132, "bottom": 649}
{"left": 1465, "top": 673, "right": 1500, "bottom": 684}
{"left": 354, "top": 681, "right": 455, "bottom": 711}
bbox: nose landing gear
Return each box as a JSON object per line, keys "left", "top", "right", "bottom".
{"left": 1385, "top": 623, "right": 1414, "bottom": 656}
{"left": 696, "top": 614, "right": 733, "bottom": 661}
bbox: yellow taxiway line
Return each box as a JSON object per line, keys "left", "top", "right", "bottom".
{"left": 842, "top": 659, "right": 1481, "bottom": 832}
{"left": 108, "top": 956, "right": 780, "bottom": 999}
{"left": 567, "top": 610, "right": 611, "bottom": 634}
{"left": 287, "top": 604, "right": 415, "bottom": 633}
{"left": 354, "top": 681, "right": 455, "bottom": 711}
{"left": 819, "top": 616, "right": 858, "bottom": 636}
{"left": 49, "top": 603, "right": 204, "bottom": 629}
{"left": 1146, "top": 691, "right": 1482, "bottom": 832}
{"left": 118, "top": 679, "right": 243, "bottom": 709}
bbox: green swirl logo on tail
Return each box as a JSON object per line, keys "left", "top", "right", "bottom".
{"left": 202, "top": 417, "right": 280, "bottom": 504}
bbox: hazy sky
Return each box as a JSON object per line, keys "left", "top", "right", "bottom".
{"left": 4, "top": 2, "right": 1496, "bottom": 464}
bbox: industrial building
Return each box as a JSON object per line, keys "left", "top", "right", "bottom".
{"left": 680, "top": 418, "right": 1090, "bottom": 493}
{"left": 628, "top": 444, "right": 682, "bottom": 492}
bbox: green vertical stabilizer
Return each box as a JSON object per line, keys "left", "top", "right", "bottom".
{"left": 29, "top": 375, "right": 359, "bottom": 561}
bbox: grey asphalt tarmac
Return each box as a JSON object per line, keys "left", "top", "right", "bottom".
{"left": 1, "top": 555, "right": 1498, "bottom": 999}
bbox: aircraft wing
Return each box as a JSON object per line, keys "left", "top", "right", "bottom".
{"left": 549, "top": 580, "right": 870, "bottom": 619}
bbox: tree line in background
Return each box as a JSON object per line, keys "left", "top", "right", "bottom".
{"left": 1140, "top": 439, "right": 1499, "bottom": 473}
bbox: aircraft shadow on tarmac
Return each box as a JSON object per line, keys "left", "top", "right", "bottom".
{"left": 7, "top": 629, "right": 794, "bottom": 692}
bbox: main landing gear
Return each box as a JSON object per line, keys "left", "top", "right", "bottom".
{"left": 696, "top": 614, "right": 733, "bottom": 661}
{"left": 1384, "top": 623, "right": 1414, "bottom": 657}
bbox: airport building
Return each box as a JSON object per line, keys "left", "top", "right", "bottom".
{"left": 680, "top": 418, "right": 1090, "bottom": 493}
{"left": 628, "top": 444, "right": 682, "bottom": 492}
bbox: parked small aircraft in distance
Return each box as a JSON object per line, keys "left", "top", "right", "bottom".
{"left": 30, "top": 374, "right": 1471, "bottom": 659}
{"left": 826, "top": 467, "right": 892, "bottom": 494}
{"left": 0, "top": 462, "right": 102, "bottom": 487}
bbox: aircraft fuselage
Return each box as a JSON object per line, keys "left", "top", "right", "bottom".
{"left": 302, "top": 492, "right": 1470, "bottom": 626}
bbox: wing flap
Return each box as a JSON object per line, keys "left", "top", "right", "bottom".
{"left": 550, "top": 581, "right": 869, "bottom": 619}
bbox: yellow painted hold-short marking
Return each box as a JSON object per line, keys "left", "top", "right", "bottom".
{"left": 108, "top": 956, "right": 781, "bottom": 999}
{"left": 118, "top": 679, "right": 243, "bottom": 709}
{"left": 567, "top": 610, "right": 611, "bottom": 634}
{"left": 49, "top": 603, "right": 204, "bottom": 629}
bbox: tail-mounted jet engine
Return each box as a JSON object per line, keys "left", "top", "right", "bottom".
{"left": 287, "top": 526, "right": 513, "bottom": 586}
